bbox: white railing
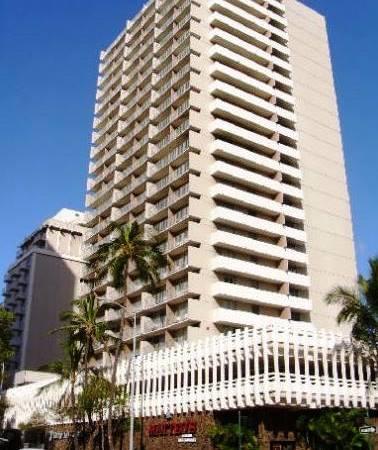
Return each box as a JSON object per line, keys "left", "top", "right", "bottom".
{"left": 4, "top": 323, "right": 378, "bottom": 427}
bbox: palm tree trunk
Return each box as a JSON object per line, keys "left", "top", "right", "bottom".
{"left": 87, "top": 422, "right": 100, "bottom": 450}
{"left": 70, "top": 372, "right": 80, "bottom": 450}
{"left": 83, "top": 342, "right": 94, "bottom": 431}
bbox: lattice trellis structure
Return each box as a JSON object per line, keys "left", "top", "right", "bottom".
{"left": 4, "top": 325, "right": 378, "bottom": 427}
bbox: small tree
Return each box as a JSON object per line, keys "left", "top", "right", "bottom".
{"left": 0, "top": 307, "right": 14, "bottom": 388}
{"left": 209, "top": 423, "right": 260, "bottom": 450}
{"left": 51, "top": 296, "right": 115, "bottom": 450}
{"left": 297, "top": 409, "right": 372, "bottom": 450}
{"left": 0, "top": 395, "right": 8, "bottom": 429}
{"left": 75, "top": 374, "right": 127, "bottom": 450}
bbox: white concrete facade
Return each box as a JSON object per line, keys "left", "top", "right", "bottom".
{"left": 4, "top": 324, "right": 377, "bottom": 427}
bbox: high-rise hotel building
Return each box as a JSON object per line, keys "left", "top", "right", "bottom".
{"left": 84, "top": 0, "right": 356, "bottom": 355}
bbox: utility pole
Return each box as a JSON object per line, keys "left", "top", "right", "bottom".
{"left": 129, "top": 313, "right": 137, "bottom": 450}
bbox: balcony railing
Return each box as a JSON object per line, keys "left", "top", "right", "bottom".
{"left": 150, "top": 139, "right": 189, "bottom": 176}
{"left": 113, "top": 192, "right": 146, "bottom": 221}
{"left": 149, "top": 161, "right": 189, "bottom": 196}
{"left": 147, "top": 183, "right": 189, "bottom": 218}
{"left": 155, "top": 206, "right": 189, "bottom": 233}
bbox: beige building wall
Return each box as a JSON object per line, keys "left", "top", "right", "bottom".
{"left": 285, "top": 0, "right": 357, "bottom": 330}
{"left": 21, "top": 254, "right": 83, "bottom": 370}
{"left": 84, "top": 0, "right": 357, "bottom": 355}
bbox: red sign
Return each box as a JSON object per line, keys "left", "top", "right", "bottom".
{"left": 148, "top": 420, "right": 197, "bottom": 437}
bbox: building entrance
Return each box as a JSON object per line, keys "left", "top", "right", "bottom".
{"left": 270, "top": 442, "right": 296, "bottom": 450}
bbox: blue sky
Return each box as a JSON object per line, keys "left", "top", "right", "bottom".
{"left": 0, "top": 0, "right": 377, "bottom": 285}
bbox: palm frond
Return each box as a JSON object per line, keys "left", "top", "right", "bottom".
{"left": 325, "top": 286, "right": 361, "bottom": 324}
{"left": 325, "top": 260, "right": 378, "bottom": 358}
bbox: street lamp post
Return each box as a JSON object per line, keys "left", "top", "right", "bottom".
{"left": 129, "top": 312, "right": 137, "bottom": 450}
{"left": 102, "top": 301, "right": 137, "bottom": 450}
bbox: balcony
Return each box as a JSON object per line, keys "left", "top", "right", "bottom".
{"left": 208, "top": 0, "right": 288, "bottom": 43}
{"left": 154, "top": 31, "right": 190, "bottom": 70}
{"left": 211, "top": 184, "right": 304, "bottom": 222}
{"left": 84, "top": 217, "right": 113, "bottom": 242}
{"left": 142, "top": 280, "right": 189, "bottom": 312}
{"left": 213, "top": 308, "right": 315, "bottom": 330}
{"left": 154, "top": 205, "right": 189, "bottom": 234}
{"left": 113, "top": 174, "right": 147, "bottom": 205}
{"left": 146, "top": 183, "right": 189, "bottom": 220}
{"left": 211, "top": 160, "right": 282, "bottom": 196}
{"left": 88, "top": 163, "right": 115, "bottom": 191}
{"left": 212, "top": 255, "right": 310, "bottom": 288}
{"left": 209, "top": 79, "right": 296, "bottom": 124}
{"left": 151, "top": 120, "right": 190, "bottom": 158}
{"left": 94, "top": 97, "right": 122, "bottom": 130}
{"left": 152, "top": 64, "right": 190, "bottom": 104}
{"left": 211, "top": 139, "right": 302, "bottom": 180}
{"left": 209, "top": 11, "right": 289, "bottom": 58}
{"left": 91, "top": 130, "right": 118, "bottom": 161}
{"left": 211, "top": 231, "right": 308, "bottom": 264}
{"left": 210, "top": 119, "right": 299, "bottom": 160}
{"left": 227, "top": 0, "right": 288, "bottom": 28}
{"left": 210, "top": 99, "right": 297, "bottom": 142}
{"left": 117, "top": 133, "right": 149, "bottom": 155}
{"left": 86, "top": 181, "right": 114, "bottom": 209}
{"left": 112, "top": 192, "right": 146, "bottom": 221}
{"left": 149, "top": 139, "right": 189, "bottom": 177}
{"left": 114, "top": 155, "right": 148, "bottom": 184}
{"left": 212, "top": 281, "right": 311, "bottom": 312}
{"left": 98, "top": 69, "right": 123, "bottom": 98}
{"left": 158, "top": 230, "right": 189, "bottom": 255}
{"left": 147, "top": 160, "right": 189, "bottom": 197}
{"left": 210, "top": 61, "right": 294, "bottom": 110}
{"left": 97, "top": 83, "right": 122, "bottom": 108}
{"left": 212, "top": 206, "right": 307, "bottom": 243}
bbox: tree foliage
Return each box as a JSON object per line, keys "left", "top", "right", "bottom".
{"left": 87, "top": 221, "right": 167, "bottom": 450}
{"left": 87, "top": 221, "right": 166, "bottom": 291}
{"left": 0, "top": 395, "right": 8, "bottom": 429}
{"left": 0, "top": 307, "right": 14, "bottom": 366}
{"left": 209, "top": 423, "right": 260, "bottom": 450}
{"left": 51, "top": 296, "right": 116, "bottom": 450}
{"left": 297, "top": 409, "right": 372, "bottom": 450}
{"left": 75, "top": 375, "right": 127, "bottom": 423}
{"left": 325, "top": 257, "right": 378, "bottom": 359}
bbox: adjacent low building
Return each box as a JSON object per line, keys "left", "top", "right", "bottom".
{"left": 2, "top": 209, "right": 85, "bottom": 373}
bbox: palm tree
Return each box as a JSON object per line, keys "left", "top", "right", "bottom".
{"left": 325, "top": 257, "right": 378, "bottom": 360}
{"left": 38, "top": 331, "right": 83, "bottom": 450}
{"left": 56, "top": 294, "right": 112, "bottom": 386}
{"left": 88, "top": 221, "right": 167, "bottom": 450}
{"left": 53, "top": 294, "right": 116, "bottom": 442}
{"left": 88, "top": 221, "right": 166, "bottom": 290}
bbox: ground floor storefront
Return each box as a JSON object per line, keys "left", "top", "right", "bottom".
{"left": 46, "top": 408, "right": 324, "bottom": 450}
{"left": 135, "top": 408, "right": 303, "bottom": 450}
